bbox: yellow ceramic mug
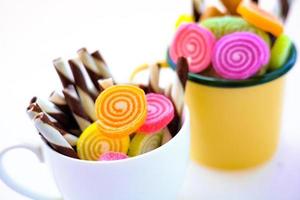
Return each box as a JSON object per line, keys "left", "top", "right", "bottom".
{"left": 172, "top": 45, "right": 297, "bottom": 169}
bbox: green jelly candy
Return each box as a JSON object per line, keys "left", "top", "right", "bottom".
{"left": 128, "top": 132, "right": 163, "bottom": 157}
{"left": 201, "top": 16, "right": 271, "bottom": 47}
{"left": 269, "top": 34, "right": 292, "bottom": 70}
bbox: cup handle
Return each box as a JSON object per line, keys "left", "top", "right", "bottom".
{"left": 0, "top": 143, "right": 62, "bottom": 200}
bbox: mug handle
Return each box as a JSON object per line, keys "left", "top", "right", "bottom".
{"left": 0, "top": 143, "right": 62, "bottom": 200}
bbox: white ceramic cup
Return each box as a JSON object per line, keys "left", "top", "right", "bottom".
{"left": 0, "top": 108, "right": 190, "bottom": 200}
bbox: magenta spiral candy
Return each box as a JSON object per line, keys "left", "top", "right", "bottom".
{"left": 212, "top": 32, "right": 270, "bottom": 80}
{"left": 169, "top": 23, "right": 216, "bottom": 73}
{"left": 139, "top": 93, "right": 174, "bottom": 134}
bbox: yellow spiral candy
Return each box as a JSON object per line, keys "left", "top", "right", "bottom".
{"left": 77, "top": 122, "right": 130, "bottom": 161}
{"left": 95, "top": 85, "right": 147, "bottom": 138}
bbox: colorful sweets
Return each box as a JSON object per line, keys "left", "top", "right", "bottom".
{"left": 201, "top": 16, "right": 271, "bottom": 46}
{"left": 269, "top": 34, "right": 292, "bottom": 70}
{"left": 77, "top": 122, "right": 130, "bottom": 161}
{"left": 169, "top": 23, "right": 216, "bottom": 73}
{"left": 95, "top": 85, "right": 147, "bottom": 138}
{"left": 128, "top": 131, "right": 163, "bottom": 157}
{"left": 99, "top": 152, "right": 128, "bottom": 161}
{"left": 212, "top": 32, "right": 270, "bottom": 80}
{"left": 139, "top": 93, "right": 174, "bottom": 133}
{"left": 237, "top": 0, "right": 284, "bottom": 37}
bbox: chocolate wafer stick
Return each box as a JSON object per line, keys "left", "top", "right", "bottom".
{"left": 192, "top": 0, "right": 203, "bottom": 22}
{"left": 53, "top": 57, "right": 74, "bottom": 88}
{"left": 30, "top": 97, "right": 76, "bottom": 131}
{"left": 27, "top": 105, "right": 79, "bottom": 146}
{"left": 90, "top": 50, "right": 113, "bottom": 80}
{"left": 69, "top": 59, "right": 98, "bottom": 121}
{"left": 34, "top": 113, "right": 79, "bottom": 159}
{"left": 166, "top": 57, "right": 188, "bottom": 136}
{"left": 281, "top": 0, "right": 290, "bottom": 21}
{"left": 148, "top": 63, "right": 163, "bottom": 93}
{"left": 63, "top": 85, "right": 93, "bottom": 131}
{"left": 98, "top": 78, "right": 114, "bottom": 90}
{"left": 78, "top": 48, "right": 111, "bottom": 90}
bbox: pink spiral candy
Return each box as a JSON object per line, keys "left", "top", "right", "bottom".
{"left": 139, "top": 93, "right": 174, "bottom": 134}
{"left": 212, "top": 32, "right": 270, "bottom": 80}
{"left": 169, "top": 23, "right": 216, "bottom": 73}
{"left": 99, "top": 152, "right": 128, "bottom": 161}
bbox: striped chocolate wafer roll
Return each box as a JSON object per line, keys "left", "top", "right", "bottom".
{"left": 90, "top": 50, "right": 112, "bottom": 79}
{"left": 280, "top": 0, "right": 290, "bottom": 21}
{"left": 148, "top": 63, "right": 163, "bottom": 93}
{"left": 30, "top": 97, "right": 76, "bottom": 131}
{"left": 98, "top": 78, "right": 114, "bottom": 90}
{"left": 78, "top": 48, "right": 112, "bottom": 90}
{"left": 69, "top": 58, "right": 98, "bottom": 121}
{"left": 27, "top": 105, "right": 79, "bottom": 146}
{"left": 166, "top": 57, "right": 189, "bottom": 136}
{"left": 63, "top": 85, "right": 93, "bottom": 131}
{"left": 34, "top": 113, "right": 79, "bottom": 159}
{"left": 192, "top": 0, "right": 203, "bottom": 22}
{"left": 53, "top": 57, "right": 74, "bottom": 88}
{"left": 170, "top": 57, "right": 188, "bottom": 116}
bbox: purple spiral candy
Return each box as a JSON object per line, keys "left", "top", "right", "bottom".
{"left": 212, "top": 32, "right": 270, "bottom": 80}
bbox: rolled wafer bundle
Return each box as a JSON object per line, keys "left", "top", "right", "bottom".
{"left": 48, "top": 90, "right": 79, "bottom": 132}
{"left": 34, "top": 113, "right": 79, "bottom": 159}
{"left": 27, "top": 104, "right": 79, "bottom": 146}
{"left": 78, "top": 48, "right": 112, "bottom": 90}
{"left": 30, "top": 97, "right": 75, "bottom": 131}
{"left": 162, "top": 128, "right": 173, "bottom": 144}
{"left": 63, "top": 85, "right": 93, "bottom": 132}
{"left": 69, "top": 59, "right": 98, "bottom": 121}
{"left": 98, "top": 78, "right": 114, "bottom": 90}
{"left": 90, "top": 50, "right": 112, "bottom": 80}
{"left": 200, "top": 6, "right": 226, "bottom": 21}
{"left": 53, "top": 57, "right": 74, "bottom": 88}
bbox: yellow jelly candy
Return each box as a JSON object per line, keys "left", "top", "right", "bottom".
{"left": 77, "top": 122, "right": 130, "bottom": 161}
{"left": 95, "top": 85, "right": 147, "bottom": 138}
{"left": 175, "top": 14, "right": 194, "bottom": 29}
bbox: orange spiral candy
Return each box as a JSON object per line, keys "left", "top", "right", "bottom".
{"left": 237, "top": 0, "right": 283, "bottom": 37}
{"left": 77, "top": 122, "right": 130, "bottom": 161}
{"left": 95, "top": 85, "right": 147, "bottom": 138}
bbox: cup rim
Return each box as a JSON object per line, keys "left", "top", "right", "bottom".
{"left": 44, "top": 106, "right": 190, "bottom": 164}
{"left": 167, "top": 44, "right": 297, "bottom": 88}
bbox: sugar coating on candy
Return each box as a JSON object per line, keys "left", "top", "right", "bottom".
{"left": 128, "top": 131, "right": 163, "bottom": 157}
{"left": 169, "top": 23, "right": 216, "bottom": 73}
{"left": 99, "top": 152, "right": 128, "bottom": 161}
{"left": 77, "top": 122, "right": 130, "bottom": 161}
{"left": 269, "top": 34, "right": 292, "bottom": 70}
{"left": 139, "top": 93, "right": 174, "bottom": 133}
{"left": 237, "top": 0, "right": 283, "bottom": 37}
{"left": 95, "top": 85, "right": 147, "bottom": 138}
{"left": 212, "top": 32, "right": 270, "bottom": 80}
{"left": 201, "top": 16, "right": 271, "bottom": 47}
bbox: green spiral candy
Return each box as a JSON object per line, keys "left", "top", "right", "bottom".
{"left": 269, "top": 34, "right": 292, "bottom": 70}
{"left": 201, "top": 16, "right": 271, "bottom": 47}
{"left": 128, "top": 132, "right": 163, "bottom": 157}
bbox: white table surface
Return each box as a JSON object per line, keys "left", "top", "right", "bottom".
{"left": 0, "top": 0, "right": 300, "bottom": 199}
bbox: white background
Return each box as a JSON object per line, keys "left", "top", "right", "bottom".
{"left": 0, "top": 0, "right": 300, "bottom": 199}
